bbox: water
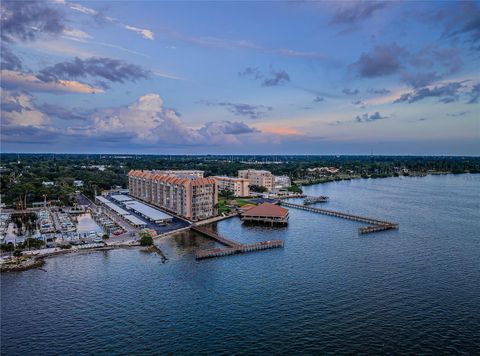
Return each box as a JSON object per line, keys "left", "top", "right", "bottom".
{"left": 2, "top": 174, "right": 479, "bottom": 354}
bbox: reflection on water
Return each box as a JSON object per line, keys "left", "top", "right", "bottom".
{"left": 76, "top": 213, "right": 103, "bottom": 234}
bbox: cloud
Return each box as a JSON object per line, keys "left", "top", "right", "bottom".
{"left": 164, "top": 29, "right": 326, "bottom": 60}
{"left": 313, "top": 96, "right": 325, "bottom": 103}
{"left": 81, "top": 94, "right": 262, "bottom": 146}
{"left": 394, "top": 82, "right": 464, "bottom": 104}
{"left": 342, "top": 88, "right": 359, "bottom": 95}
{"left": 239, "top": 66, "right": 291, "bottom": 87}
{"left": 447, "top": 111, "right": 469, "bottom": 118}
{"left": 400, "top": 72, "right": 442, "bottom": 89}
{"left": 367, "top": 88, "right": 391, "bottom": 95}
{"left": 1, "top": 90, "right": 50, "bottom": 127}
{"left": 37, "top": 103, "right": 89, "bottom": 121}
{"left": 330, "top": 1, "right": 390, "bottom": 25}
{"left": 0, "top": 0, "right": 65, "bottom": 42}
{"left": 262, "top": 69, "right": 290, "bottom": 87}
{"left": 431, "top": 2, "right": 480, "bottom": 49}
{"left": 37, "top": 57, "right": 150, "bottom": 84}
{"left": 239, "top": 67, "right": 263, "bottom": 80}
{"left": 351, "top": 43, "right": 407, "bottom": 78}
{"left": 198, "top": 121, "right": 260, "bottom": 136}
{"left": 352, "top": 100, "right": 366, "bottom": 108}
{"left": 1, "top": 70, "right": 103, "bottom": 93}
{"left": 467, "top": 83, "right": 480, "bottom": 104}
{"left": 124, "top": 25, "right": 154, "bottom": 40}
{"left": 0, "top": 44, "right": 22, "bottom": 71}
{"left": 354, "top": 112, "right": 388, "bottom": 123}
{"left": 56, "top": 0, "right": 155, "bottom": 41}
{"left": 201, "top": 101, "right": 273, "bottom": 119}
{"left": 62, "top": 28, "right": 92, "bottom": 40}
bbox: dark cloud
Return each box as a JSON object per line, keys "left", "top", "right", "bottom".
{"left": 467, "top": 83, "right": 480, "bottom": 104}
{"left": 342, "top": 88, "right": 359, "bottom": 95}
{"left": 400, "top": 72, "right": 442, "bottom": 89}
{"left": 199, "top": 121, "right": 260, "bottom": 136}
{"left": 37, "top": 57, "right": 150, "bottom": 83}
{"left": 0, "top": 44, "right": 22, "bottom": 70}
{"left": 238, "top": 67, "right": 263, "bottom": 79}
{"left": 354, "top": 112, "right": 387, "bottom": 123}
{"left": 0, "top": 0, "right": 65, "bottom": 43}
{"left": 432, "top": 2, "right": 480, "bottom": 49}
{"left": 313, "top": 96, "right": 324, "bottom": 103}
{"left": 37, "top": 103, "right": 89, "bottom": 121}
{"left": 417, "top": 117, "right": 428, "bottom": 121}
{"left": 239, "top": 66, "right": 291, "bottom": 87}
{"left": 262, "top": 69, "right": 290, "bottom": 87}
{"left": 410, "top": 46, "right": 463, "bottom": 74}
{"left": 447, "top": 111, "right": 469, "bottom": 117}
{"left": 201, "top": 101, "right": 273, "bottom": 119}
{"left": 330, "top": 1, "right": 390, "bottom": 25}
{"left": 352, "top": 100, "right": 366, "bottom": 108}
{"left": 351, "top": 43, "right": 407, "bottom": 78}
{"left": 394, "top": 82, "right": 464, "bottom": 104}
{"left": 1, "top": 125, "right": 56, "bottom": 144}
{"left": 367, "top": 88, "right": 390, "bottom": 95}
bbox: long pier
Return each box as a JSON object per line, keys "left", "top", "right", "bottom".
{"left": 279, "top": 201, "right": 398, "bottom": 234}
{"left": 191, "top": 225, "right": 284, "bottom": 259}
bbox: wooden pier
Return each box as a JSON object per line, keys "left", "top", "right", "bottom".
{"left": 280, "top": 201, "right": 398, "bottom": 234}
{"left": 191, "top": 225, "right": 284, "bottom": 259}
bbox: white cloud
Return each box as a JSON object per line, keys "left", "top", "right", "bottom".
{"left": 1, "top": 91, "right": 50, "bottom": 127}
{"left": 124, "top": 25, "right": 154, "bottom": 40}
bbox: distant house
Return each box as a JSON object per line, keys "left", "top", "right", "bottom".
{"left": 73, "top": 180, "right": 84, "bottom": 187}
{"left": 274, "top": 175, "right": 291, "bottom": 189}
{"left": 42, "top": 181, "right": 55, "bottom": 187}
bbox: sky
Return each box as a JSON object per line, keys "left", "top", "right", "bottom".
{"left": 1, "top": 0, "right": 479, "bottom": 155}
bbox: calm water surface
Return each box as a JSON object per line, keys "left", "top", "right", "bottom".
{"left": 2, "top": 174, "right": 479, "bottom": 354}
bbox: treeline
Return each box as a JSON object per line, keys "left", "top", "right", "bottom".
{"left": 1, "top": 154, "right": 479, "bottom": 207}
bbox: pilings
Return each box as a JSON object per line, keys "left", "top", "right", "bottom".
{"left": 280, "top": 201, "right": 398, "bottom": 234}
{"left": 192, "top": 225, "right": 284, "bottom": 260}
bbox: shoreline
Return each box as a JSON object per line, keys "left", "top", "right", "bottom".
{"left": 295, "top": 171, "right": 475, "bottom": 186}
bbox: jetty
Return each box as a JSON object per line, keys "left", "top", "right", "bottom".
{"left": 279, "top": 201, "right": 398, "bottom": 234}
{"left": 303, "top": 196, "right": 329, "bottom": 205}
{"left": 191, "top": 225, "right": 284, "bottom": 260}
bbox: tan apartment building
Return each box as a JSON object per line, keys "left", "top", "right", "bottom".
{"left": 238, "top": 169, "right": 274, "bottom": 191}
{"left": 214, "top": 176, "right": 250, "bottom": 197}
{"left": 128, "top": 170, "right": 217, "bottom": 221}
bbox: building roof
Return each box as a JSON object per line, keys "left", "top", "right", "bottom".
{"left": 123, "top": 214, "right": 147, "bottom": 226}
{"left": 241, "top": 203, "right": 288, "bottom": 218}
{"left": 126, "top": 201, "right": 172, "bottom": 221}
{"left": 111, "top": 194, "right": 133, "bottom": 202}
{"left": 96, "top": 196, "right": 110, "bottom": 204}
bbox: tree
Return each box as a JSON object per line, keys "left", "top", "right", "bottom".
{"left": 250, "top": 185, "right": 268, "bottom": 193}
{"left": 220, "top": 189, "right": 234, "bottom": 200}
{"left": 13, "top": 249, "right": 23, "bottom": 258}
{"left": 102, "top": 233, "right": 109, "bottom": 240}
{"left": 139, "top": 232, "right": 153, "bottom": 246}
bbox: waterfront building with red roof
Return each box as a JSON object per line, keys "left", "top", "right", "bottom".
{"left": 241, "top": 202, "right": 289, "bottom": 225}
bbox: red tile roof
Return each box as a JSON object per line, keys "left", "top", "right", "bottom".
{"left": 241, "top": 203, "right": 288, "bottom": 218}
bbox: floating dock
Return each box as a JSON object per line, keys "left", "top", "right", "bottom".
{"left": 191, "top": 225, "right": 284, "bottom": 259}
{"left": 279, "top": 201, "right": 398, "bottom": 234}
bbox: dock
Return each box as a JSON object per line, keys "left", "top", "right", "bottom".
{"left": 191, "top": 225, "right": 284, "bottom": 259}
{"left": 304, "top": 196, "right": 329, "bottom": 205}
{"left": 280, "top": 201, "right": 398, "bottom": 234}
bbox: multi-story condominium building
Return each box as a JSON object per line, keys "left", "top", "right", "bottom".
{"left": 214, "top": 176, "right": 250, "bottom": 197}
{"left": 238, "top": 169, "right": 274, "bottom": 191}
{"left": 274, "top": 175, "right": 291, "bottom": 189}
{"left": 152, "top": 170, "right": 204, "bottom": 178}
{"left": 128, "top": 170, "right": 217, "bottom": 221}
